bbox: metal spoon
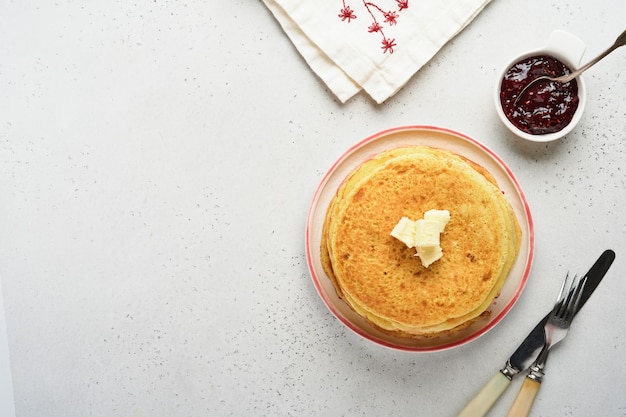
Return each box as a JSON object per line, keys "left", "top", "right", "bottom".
{"left": 514, "top": 28, "right": 626, "bottom": 105}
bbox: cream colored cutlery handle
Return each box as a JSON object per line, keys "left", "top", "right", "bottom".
{"left": 457, "top": 372, "right": 512, "bottom": 417}
{"left": 505, "top": 378, "right": 541, "bottom": 417}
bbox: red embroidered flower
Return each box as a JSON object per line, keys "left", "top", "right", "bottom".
{"left": 340, "top": 1, "right": 408, "bottom": 54}
{"left": 384, "top": 11, "right": 399, "bottom": 25}
{"left": 368, "top": 22, "right": 383, "bottom": 33}
{"left": 396, "top": 0, "right": 409, "bottom": 10}
{"left": 338, "top": 6, "right": 357, "bottom": 22}
{"left": 381, "top": 37, "right": 396, "bottom": 53}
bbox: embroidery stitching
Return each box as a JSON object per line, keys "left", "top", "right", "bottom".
{"left": 338, "top": 2, "right": 357, "bottom": 22}
{"left": 338, "top": 0, "right": 410, "bottom": 54}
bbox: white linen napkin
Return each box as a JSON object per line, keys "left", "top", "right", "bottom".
{"left": 263, "top": 0, "right": 492, "bottom": 103}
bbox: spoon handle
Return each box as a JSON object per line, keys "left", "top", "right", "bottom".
{"left": 561, "top": 28, "right": 626, "bottom": 82}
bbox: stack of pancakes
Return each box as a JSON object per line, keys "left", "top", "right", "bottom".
{"left": 321, "top": 145, "right": 521, "bottom": 338}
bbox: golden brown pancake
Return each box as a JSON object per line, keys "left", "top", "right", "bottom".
{"left": 321, "top": 146, "right": 521, "bottom": 338}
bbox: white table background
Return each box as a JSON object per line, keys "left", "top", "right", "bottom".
{"left": 1, "top": 1, "right": 625, "bottom": 416}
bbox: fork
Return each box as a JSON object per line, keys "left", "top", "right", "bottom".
{"left": 505, "top": 273, "right": 587, "bottom": 417}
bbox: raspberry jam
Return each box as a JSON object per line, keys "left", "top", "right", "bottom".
{"left": 500, "top": 55, "right": 579, "bottom": 135}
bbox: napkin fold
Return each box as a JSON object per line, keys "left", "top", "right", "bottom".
{"left": 263, "top": 0, "right": 491, "bottom": 103}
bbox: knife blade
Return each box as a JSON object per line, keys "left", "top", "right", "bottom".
{"left": 456, "top": 249, "right": 615, "bottom": 417}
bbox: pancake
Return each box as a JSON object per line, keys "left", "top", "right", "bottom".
{"left": 321, "top": 145, "right": 521, "bottom": 338}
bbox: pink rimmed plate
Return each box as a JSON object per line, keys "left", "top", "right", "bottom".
{"left": 305, "top": 125, "right": 534, "bottom": 352}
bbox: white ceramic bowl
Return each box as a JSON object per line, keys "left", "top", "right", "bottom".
{"left": 305, "top": 126, "right": 534, "bottom": 352}
{"left": 495, "top": 30, "right": 587, "bottom": 142}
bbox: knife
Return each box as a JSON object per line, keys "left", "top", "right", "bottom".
{"left": 456, "top": 249, "right": 615, "bottom": 417}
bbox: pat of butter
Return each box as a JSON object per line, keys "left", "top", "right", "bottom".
{"left": 414, "top": 219, "right": 442, "bottom": 248}
{"left": 415, "top": 245, "right": 443, "bottom": 268}
{"left": 415, "top": 210, "right": 450, "bottom": 247}
{"left": 390, "top": 216, "right": 417, "bottom": 248}
{"left": 390, "top": 209, "right": 450, "bottom": 268}
{"left": 424, "top": 209, "right": 451, "bottom": 226}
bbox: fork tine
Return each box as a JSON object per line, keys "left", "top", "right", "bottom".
{"left": 552, "top": 272, "right": 572, "bottom": 317}
{"left": 559, "top": 274, "right": 578, "bottom": 316}
{"left": 564, "top": 275, "right": 587, "bottom": 321}
{"left": 552, "top": 274, "right": 587, "bottom": 321}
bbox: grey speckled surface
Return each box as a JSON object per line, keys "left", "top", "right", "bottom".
{"left": 1, "top": 1, "right": 625, "bottom": 416}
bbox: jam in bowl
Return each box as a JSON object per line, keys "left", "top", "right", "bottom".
{"left": 500, "top": 55, "right": 579, "bottom": 135}
{"left": 495, "top": 30, "right": 587, "bottom": 142}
